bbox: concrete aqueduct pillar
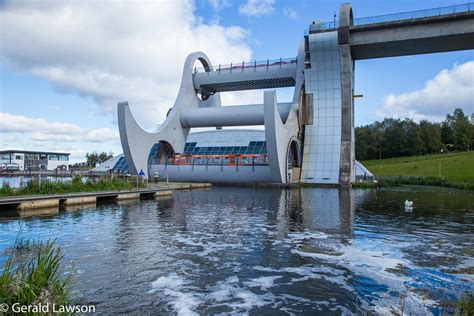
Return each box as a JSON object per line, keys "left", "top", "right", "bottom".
{"left": 338, "top": 4, "right": 356, "bottom": 185}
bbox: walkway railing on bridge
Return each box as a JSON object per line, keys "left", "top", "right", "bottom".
{"left": 304, "top": 2, "right": 473, "bottom": 34}
{"left": 194, "top": 57, "right": 297, "bottom": 74}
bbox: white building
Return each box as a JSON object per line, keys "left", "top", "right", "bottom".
{"left": 0, "top": 150, "right": 70, "bottom": 171}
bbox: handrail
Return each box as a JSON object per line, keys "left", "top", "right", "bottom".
{"left": 168, "top": 154, "right": 269, "bottom": 166}
{"left": 304, "top": 2, "right": 473, "bottom": 34}
{"left": 193, "top": 57, "right": 297, "bottom": 74}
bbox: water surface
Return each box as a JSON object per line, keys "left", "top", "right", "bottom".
{"left": 0, "top": 186, "right": 472, "bottom": 314}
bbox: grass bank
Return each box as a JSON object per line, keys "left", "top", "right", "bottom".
{"left": 360, "top": 151, "right": 474, "bottom": 190}
{"left": 363, "top": 151, "right": 474, "bottom": 182}
{"left": 0, "top": 176, "right": 145, "bottom": 197}
{"left": 352, "top": 176, "right": 474, "bottom": 190}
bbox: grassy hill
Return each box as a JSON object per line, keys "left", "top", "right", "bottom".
{"left": 363, "top": 151, "right": 474, "bottom": 184}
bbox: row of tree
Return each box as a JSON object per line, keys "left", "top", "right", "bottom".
{"left": 356, "top": 108, "right": 474, "bottom": 161}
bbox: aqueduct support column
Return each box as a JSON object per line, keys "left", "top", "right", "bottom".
{"left": 338, "top": 3, "right": 355, "bottom": 185}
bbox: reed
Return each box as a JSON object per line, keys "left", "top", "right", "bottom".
{"left": 0, "top": 175, "right": 145, "bottom": 197}
{"left": 0, "top": 238, "right": 71, "bottom": 313}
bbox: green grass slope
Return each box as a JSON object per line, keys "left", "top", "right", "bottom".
{"left": 363, "top": 151, "right": 474, "bottom": 183}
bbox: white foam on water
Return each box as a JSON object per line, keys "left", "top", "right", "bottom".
{"left": 233, "top": 290, "right": 268, "bottom": 310}
{"left": 167, "top": 290, "right": 202, "bottom": 316}
{"left": 253, "top": 266, "right": 278, "bottom": 272}
{"left": 174, "top": 236, "right": 204, "bottom": 247}
{"left": 151, "top": 274, "right": 188, "bottom": 290}
{"left": 208, "top": 288, "right": 232, "bottom": 302}
{"left": 150, "top": 274, "right": 202, "bottom": 316}
{"left": 287, "top": 231, "right": 329, "bottom": 241}
{"left": 291, "top": 245, "right": 408, "bottom": 275}
{"left": 289, "top": 243, "right": 447, "bottom": 314}
{"left": 243, "top": 276, "right": 282, "bottom": 290}
{"left": 204, "top": 275, "right": 276, "bottom": 313}
{"left": 269, "top": 265, "right": 354, "bottom": 293}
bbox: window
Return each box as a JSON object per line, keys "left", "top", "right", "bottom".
{"left": 15, "top": 155, "right": 23, "bottom": 160}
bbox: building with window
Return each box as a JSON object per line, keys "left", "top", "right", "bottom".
{"left": 95, "top": 130, "right": 372, "bottom": 183}
{"left": 0, "top": 150, "right": 70, "bottom": 171}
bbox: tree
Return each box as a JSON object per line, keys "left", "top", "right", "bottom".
{"left": 86, "top": 151, "right": 114, "bottom": 168}
{"left": 419, "top": 120, "right": 444, "bottom": 154}
{"left": 441, "top": 121, "right": 454, "bottom": 147}
{"left": 70, "top": 162, "right": 88, "bottom": 170}
{"left": 403, "top": 119, "right": 424, "bottom": 156}
{"left": 355, "top": 126, "right": 370, "bottom": 160}
{"left": 468, "top": 124, "right": 474, "bottom": 151}
{"left": 452, "top": 108, "right": 470, "bottom": 151}
{"left": 441, "top": 108, "right": 470, "bottom": 151}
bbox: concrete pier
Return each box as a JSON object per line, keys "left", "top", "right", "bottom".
{"left": 154, "top": 190, "right": 173, "bottom": 197}
{"left": 63, "top": 196, "right": 97, "bottom": 206}
{"left": 0, "top": 182, "right": 211, "bottom": 217}
{"left": 18, "top": 199, "right": 59, "bottom": 210}
{"left": 115, "top": 193, "right": 140, "bottom": 200}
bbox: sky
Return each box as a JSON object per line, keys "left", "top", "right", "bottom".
{"left": 0, "top": 0, "right": 473, "bottom": 163}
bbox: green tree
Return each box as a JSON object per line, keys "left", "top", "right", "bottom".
{"left": 468, "top": 124, "right": 474, "bottom": 151}
{"left": 419, "top": 120, "right": 444, "bottom": 154}
{"left": 70, "top": 162, "right": 88, "bottom": 170}
{"left": 403, "top": 119, "right": 424, "bottom": 156}
{"left": 86, "top": 151, "right": 114, "bottom": 168}
{"left": 355, "top": 126, "right": 370, "bottom": 160}
{"left": 381, "top": 118, "right": 407, "bottom": 158}
{"left": 442, "top": 108, "right": 470, "bottom": 151}
{"left": 441, "top": 121, "right": 454, "bottom": 148}
{"left": 452, "top": 108, "right": 470, "bottom": 151}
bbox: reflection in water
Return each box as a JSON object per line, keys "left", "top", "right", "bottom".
{"left": 0, "top": 187, "right": 472, "bottom": 315}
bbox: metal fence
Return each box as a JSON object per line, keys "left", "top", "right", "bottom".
{"left": 194, "top": 57, "right": 297, "bottom": 74}
{"left": 305, "top": 2, "right": 473, "bottom": 33}
{"left": 165, "top": 155, "right": 269, "bottom": 166}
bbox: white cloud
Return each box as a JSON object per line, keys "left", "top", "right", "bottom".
{"left": 283, "top": 7, "right": 298, "bottom": 20}
{"left": 207, "top": 0, "right": 230, "bottom": 12}
{"left": 0, "top": 0, "right": 253, "bottom": 130}
{"left": 239, "top": 0, "right": 274, "bottom": 17}
{"left": 376, "top": 61, "right": 474, "bottom": 122}
{"left": 0, "top": 112, "right": 119, "bottom": 142}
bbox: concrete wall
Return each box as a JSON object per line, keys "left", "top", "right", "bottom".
{"left": 301, "top": 31, "right": 342, "bottom": 184}
{"left": 149, "top": 164, "right": 272, "bottom": 183}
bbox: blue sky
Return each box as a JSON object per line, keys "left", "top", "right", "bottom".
{"left": 0, "top": 0, "right": 473, "bottom": 162}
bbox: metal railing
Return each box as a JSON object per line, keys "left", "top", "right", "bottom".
{"left": 194, "top": 57, "right": 297, "bottom": 74}
{"left": 305, "top": 2, "right": 473, "bottom": 33}
{"left": 165, "top": 154, "right": 269, "bottom": 166}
